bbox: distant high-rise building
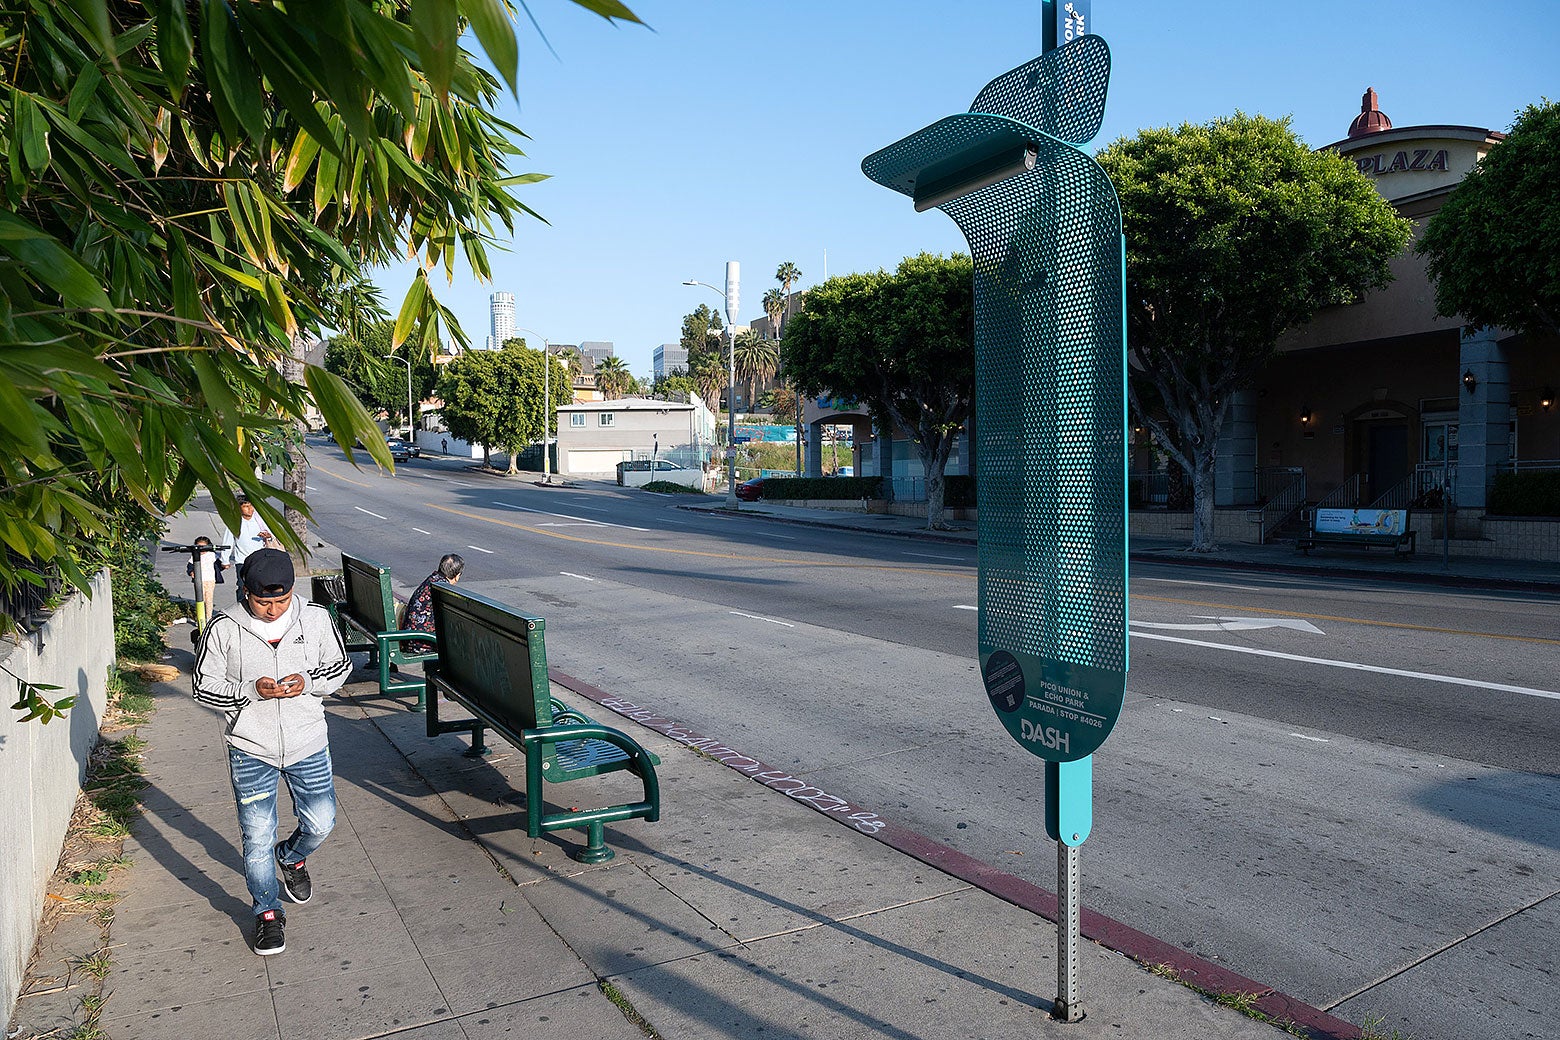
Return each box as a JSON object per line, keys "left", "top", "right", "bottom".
{"left": 653, "top": 344, "right": 686, "bottom": 380}
{"left": 578, "top": 341, "right": 614, "bottom": 366}
{"left": 486, "top": 291, "right": 515, "bottom": 350}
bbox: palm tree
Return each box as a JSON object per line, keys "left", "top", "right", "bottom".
{"left": 762, "top": 288, "right": 786, "bottom": 340}
{"left": 688, "top": 350, "right": 726, "bottom": 415}
{"left": 733, "top": 330, "right": 779, "bottom": 416}
{"left": 775, "top": 262, "right": 802, "bottom": 334}
{"left": 594, "top": 355, "right": 631, "bottom": 400}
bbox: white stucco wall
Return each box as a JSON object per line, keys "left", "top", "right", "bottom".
{"left": 0, "top": 570, "right": 116, "bottom": 1025}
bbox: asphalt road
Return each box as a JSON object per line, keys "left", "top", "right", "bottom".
{"left": 255, "top": 441, "right": 1559, "bottom": 1040}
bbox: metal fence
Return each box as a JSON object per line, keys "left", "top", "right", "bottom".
{"left": 0, "top": 553, "right": 66, "bottom": 635}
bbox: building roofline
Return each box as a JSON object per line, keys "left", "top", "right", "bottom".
{"left": 556, "top": 397, "right": 694, "bottom": 412}
{"left": 1321, "top": 124, "right": 1505, "bottom": 154}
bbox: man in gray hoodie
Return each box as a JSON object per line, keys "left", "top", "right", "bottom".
{"left": 193, "top": 549, "right": 352, "bottom": 955}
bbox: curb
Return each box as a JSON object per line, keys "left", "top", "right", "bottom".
{"left": 675, "top": 503, "right": 1560, "bottom": 592}
{"left": 549, "top": 668, "right": 1363, "bottom": 1040}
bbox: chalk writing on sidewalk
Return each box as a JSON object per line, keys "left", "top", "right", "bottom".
{"left": 596, "top": 694, "right": 887, "bottom": 836}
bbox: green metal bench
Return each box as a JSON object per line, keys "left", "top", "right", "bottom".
{"left": 326, "top": 553, "right": 439, "bottom": 711}
{"left": 423, "top": 583, "right": 660, "bottom": 863}
{"left": 1297, "top": 508, "right": 1416, "bottom": 556}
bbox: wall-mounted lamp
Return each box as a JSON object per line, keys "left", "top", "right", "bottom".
{"left": 1299, "top": 407, "right": 1312, "bottom": 426}
{"left": 1541, "top": 387, "right": 1555, "bottom": 412}
{"left": 1462, "top": 369, "right": 1478, "bottom": 394}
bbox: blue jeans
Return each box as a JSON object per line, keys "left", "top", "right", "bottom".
{"left": 228, "top": 745, "right": 336, "bottom": 915}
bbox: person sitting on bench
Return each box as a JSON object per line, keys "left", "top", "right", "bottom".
{"left": 402, "top": 553, "right": 464, "bottom": 655}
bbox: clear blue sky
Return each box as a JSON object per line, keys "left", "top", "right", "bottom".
{"left": 373, "top": 1, "right": 1559, "bottom": 378}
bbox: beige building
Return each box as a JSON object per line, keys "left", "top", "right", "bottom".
{"left": 1218, "top": 89, "right": 1558, "bottom": 524}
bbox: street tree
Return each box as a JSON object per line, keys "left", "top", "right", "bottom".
{"left": 0, "top": 0, "right": 640, "bottom": 638}
{"left": 1418, "top": 100, "right": 1560, "bottom": 337}
{"left": 680, "top": 304, "right": 725, "bottom": 363}
{"left": 762, "top": 289, "right": 786, "bottom": 338}
{"left": 783, "top": 253, "right": 974, "bottom": 529}
{"left": 1096, "top": 113, "right": 1412, "bottom": 551}
{"left": 775, "top": 262, "right": 803, "bottom": 331}
{"left": 438, "top": 347, "right": 546, "bottom": 473}
{"left": 733, "top": 331, "right": 780, "bottom": 414}
{"left": 688, "top": 351, "right": 728, "bottom": 415}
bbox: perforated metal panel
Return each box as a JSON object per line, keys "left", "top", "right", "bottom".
{"left": 862, "top": 36, "right": 1126, "bottom": 763}
{"left": 969, "top": 33, "right": 1110, "bottom": 145}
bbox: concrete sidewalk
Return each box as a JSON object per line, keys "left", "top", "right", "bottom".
{"left": 676, "top": 498, "right": 1560, "bottom": 592}
{"left": 75, "top": 662, "right": 1317, "bottom": 1040}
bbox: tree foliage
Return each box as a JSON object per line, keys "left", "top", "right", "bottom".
{"left": 0, "top": 0, "right": 640, "bottom": 606}
{"left": 1418, "top": 100, "right": 1560, "bottom": 337}
{"left": 594, "top": 355, "right": 633, "bottom": 400}
{"left": 437, "top": 344, "right": 548, "bottom": 472}
{"left": 783, "top": 253, "right": 974, "bottom": 529}
{"left": 733, "top": 330, "right": 779, "bottom": 412}
{"left": 1096, "top": 113, "right": 1412, "bottom": 550}
{"left": 680, "top": 304, "right": 724, "bottom": 363}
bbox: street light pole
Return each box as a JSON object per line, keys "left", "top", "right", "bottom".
{"left": 384, "top": 354, "right": 413, "bottom": 442}
{"left": 516, "top": 327, "right": 552, "bottom": 483}
{"left": 683, "top": 262, "right": 741, "bottom": 509}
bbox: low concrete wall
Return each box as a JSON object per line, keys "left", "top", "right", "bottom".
{"left": 0, "top": 571, "right": 116, "bottom": 1025}
{"left": 1129, "top": 510, "right": 1257, "bottom": 543}
{"left": 777, "top": 499, "right": 978, "bottom": 522}
{"left": 1410, "top": 515, "right": 1560, "bottom": 561}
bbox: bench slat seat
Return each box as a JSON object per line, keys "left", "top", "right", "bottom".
{"left": 424, "top": 584, "right": 660, "bottom": 862}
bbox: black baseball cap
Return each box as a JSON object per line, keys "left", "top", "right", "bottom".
{"left": 241, "top": 549, "right": 295, "bottom": 597}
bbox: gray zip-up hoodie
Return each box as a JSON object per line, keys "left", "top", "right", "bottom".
{"left": 192, "top": 599, "right": 352, "bottom": 767}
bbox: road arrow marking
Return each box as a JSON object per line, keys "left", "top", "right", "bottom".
{"left": 1130, "top": 616, "right": 1325, "bottom": 634}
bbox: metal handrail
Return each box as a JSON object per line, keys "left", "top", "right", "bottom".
{"left": 1367, "top": 474, "right": 1414, "bottom": 510}
{"left": 1311, "top": 473, "right": 1363, "bottom": 514}
{"left": 1246, "top": 468, "right": 1306, "bottom": 543}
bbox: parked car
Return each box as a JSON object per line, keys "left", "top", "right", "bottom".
{"left": 616, "top": 459, "right": 695, "bottom": 485}
{"left": 386, "top": 437, "right": 421, "bottom": 458}
{"left": 385, "top": 438, "right": 413, "bottom": 462}
{"left": 735, "top": 477, "right": 765, "bottom": 501}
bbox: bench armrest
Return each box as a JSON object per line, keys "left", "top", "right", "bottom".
{"left": 377, "top": 629, "right": 438, "bottom": 650}
{"left": 520, "top": 723, "right": 661, "bottom": 833}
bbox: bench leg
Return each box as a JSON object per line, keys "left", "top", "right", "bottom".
{"left": 574, "top": 820, "right": 614, "bottom": 864}
{"left": 464, "top": 724, "right": 491, "bottom": 759}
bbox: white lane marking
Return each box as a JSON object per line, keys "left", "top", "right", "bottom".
{"left": 954, "top": 604, "right": 979, "bottom": 611}
{"left": 757, "top": 531, "right": 796, "bottom": 540}
{"left": 450, "top": 480, "right": 473, "bottom": 487}
{"left": 1139, "top": 577, "right": 1265, "bottom": 592}
{"left": 466, "top": 545, "right": 495, "bottom": 554}
{"left": 560, "top": 572, "right": 596, "bottom": 582}
{"left": 573, "top": 504, "right": 608, "bottom": 512}
{"left": 412, "top": 528, "right": 432, "bottom": 536}
{"left": 1132, "top": 632, "right": 1560, "bottom": 701}
{"left": 730, "top": 610, "right": 795, "bottom": 628}
{"left": 1131, "top": 616, "right": 1325, "bottom": 634}
{"left": 306, "top": 485, "right": 317, "bottom": 492}
{"left": 662, "top": 517, "right": 689, "bottom": 524}
{"left": 904, "top": 551, "right": 965, "bottom": 562}
{"left": 1290, "top": 733, "right": 1331, "bottom": 743}
{"left": 354, "top": 506, "right": 388, "bottom": 520}
{"left": 493, "top": 501, "right": 649, "bottom": 532}
{"left": 537, "top": 522, "right": 601, "bottom": 528}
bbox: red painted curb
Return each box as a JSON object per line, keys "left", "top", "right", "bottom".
{"left": 551, "top": 668, "right": 1363, "bottom": 1040}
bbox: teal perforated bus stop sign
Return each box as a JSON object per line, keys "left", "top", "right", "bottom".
{"left": 863, "top": 34, "right": 1128, "bottom": 774}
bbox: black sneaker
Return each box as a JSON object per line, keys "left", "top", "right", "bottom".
{"left": 253, "top": 909, "right": 285, "bottom": 956}
{"left": 275, "top": 845, "right": 312, "bottom": 904}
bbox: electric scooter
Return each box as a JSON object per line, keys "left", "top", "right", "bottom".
{"left": 161, "top": 542, "right": 230, "bottom": 643}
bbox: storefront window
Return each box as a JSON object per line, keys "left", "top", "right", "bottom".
{"left": 1423, "top": 421, "right": 1458, "bottom": 463}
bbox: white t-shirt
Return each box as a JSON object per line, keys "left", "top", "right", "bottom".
{"left": 246, "top": 599, "right": 297, "bottom": 642}
{"left": 193, "top": 547, "right": 219, "bottom": 584}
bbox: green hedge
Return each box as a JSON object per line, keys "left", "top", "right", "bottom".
{"left": 1488, "top": 471, "right": 1560, "bottom": 517}
{"left": 761, "top": 476, "right": 883, "bottom": 500}
{"left": 759, "top": 474, "right": 978, "bottom": 505}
